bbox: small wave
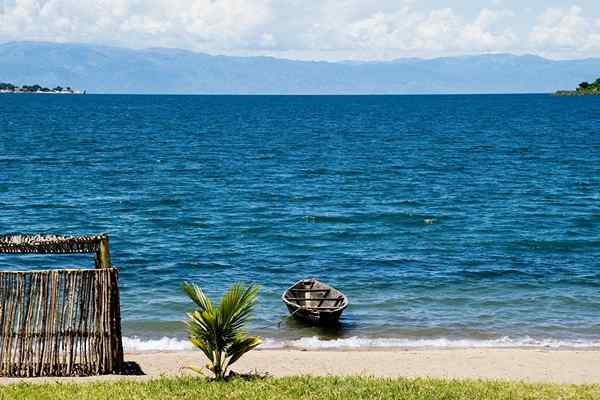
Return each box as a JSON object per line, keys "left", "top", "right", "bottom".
{"left": 177, "top": 220, "right": 211, "bottom": 228}
{"left": 303, "top": 212, "right": 439, "bottom": 225}
{"left": 123, "top": 336, "right": 192, "bottom": 353}
{"left": 301, "top": 168, "right": 330, "bottom": 176}
{"left": 508, "top": 239, "right": 600, "bottom": 253}
{"left": 123, "top": 335, "right": 600, "bottom": 353}
{"left": 188, "top": 260, "right": 232, "bottom": 269}
{"left": 459, "top": 269, "right": 540, "bottom": 279}
{"left": 158, "top": 198, "right": 182, "bottom": 206}
{"left": 262, "top": 336, "right": 600, "bottom": 350}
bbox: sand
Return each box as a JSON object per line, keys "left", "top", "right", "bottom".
{"left": 1, "top": 348, "right": 600, "bottom": 385}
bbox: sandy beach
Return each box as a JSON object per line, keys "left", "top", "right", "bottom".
{"left": 1, "top": 348, "right": 599, "bottom": 385}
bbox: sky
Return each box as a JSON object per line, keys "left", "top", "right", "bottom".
{"left": 1, "top": 0, "right": 600, "bottom": 61}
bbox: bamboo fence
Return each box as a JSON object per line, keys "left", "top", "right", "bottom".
{"left": 0, "top": 234, "right": 123, "bottom": 377}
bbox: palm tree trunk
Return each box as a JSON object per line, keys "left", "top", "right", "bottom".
{"left": 214, "top": 351, "right": 223, "bottom": 379}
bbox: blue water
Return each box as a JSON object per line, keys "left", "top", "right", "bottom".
{"left": 1, "top": 94, "right": 600, "bottom": 349}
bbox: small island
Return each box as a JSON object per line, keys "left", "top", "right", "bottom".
{"left": 555, "top": 78, "right": 600, "bottom": 96}
{"left": 0, "top": 82, "right": 83, "bottom": 94}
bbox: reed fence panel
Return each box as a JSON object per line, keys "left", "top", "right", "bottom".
{"left": 0, "top": 234, "right": 123, "bottom": 377}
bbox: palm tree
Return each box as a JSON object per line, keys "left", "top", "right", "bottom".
{"left": 182, "top": 282, "right": 262, "bottom": 380}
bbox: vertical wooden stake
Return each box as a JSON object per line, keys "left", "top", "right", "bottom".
{"left": 97, "top": 235, "right": 112, "bottom": 269}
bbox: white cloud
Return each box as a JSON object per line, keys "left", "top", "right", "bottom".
{"left": 279, "top": 5, "right": 517, "bottom": 59}
{"left": 529, "top": 6, "right": 600, "bottom": 55}
{"left": 0, "top": 1, "right": 599, "bottom": 60}
{"left": 0, "top": 0, "right": 273, "bottom": 49}
{"left": 461, "top": 9, "right": 516, "bottom": 50}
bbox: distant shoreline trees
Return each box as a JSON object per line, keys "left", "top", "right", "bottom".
{"left": 554, "top": 77, "right": 600, "bottom": 96}
{"left": 576, "top": 78, "right": 600, "bottom": 94}
{"left": 0, "top": 82, "right": 80, "bottom": 93}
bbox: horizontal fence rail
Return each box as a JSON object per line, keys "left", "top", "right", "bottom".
{"left": 0, "top": 235, "right": 105, "bottom": 254}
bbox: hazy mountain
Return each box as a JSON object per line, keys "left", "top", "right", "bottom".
{"left": 1, "top": 41, "right": 599, "bottom": 94}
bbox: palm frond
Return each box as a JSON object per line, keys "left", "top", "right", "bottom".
{"left": 226, "top": 336, "right": 262, "bottom": 367}
{"left": 220, "top": 284, "right": 259, "bottom": 333}
{"left": 182, "top": 365, "right": 207, "bottom": 376}
{"left": 183, "top": 281, "right": 261, "bottom": 380}
{"left": 182, "top": 281, "right": 214, "bottom": 313}
{"left": 189, "top": 337, "right": 213, "bottom": 363}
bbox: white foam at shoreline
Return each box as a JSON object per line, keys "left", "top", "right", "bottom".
{"left": 123, "top": 336, "right": 193, "bottom": 352}
{"left": 123, "top": 336, "right": 600, "bottom": 353}
{"left": 261, "top": 336, "right": 600, "bottom": 349}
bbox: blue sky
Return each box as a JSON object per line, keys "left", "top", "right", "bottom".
{"left": 1, "top": 0, "right": 599, "bottom": 60}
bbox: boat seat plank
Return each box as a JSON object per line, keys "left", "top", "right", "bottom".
{"left": 285, "top": 297, "right": 334, "bottom": 301}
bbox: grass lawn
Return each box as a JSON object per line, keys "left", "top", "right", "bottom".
{"left": 1, "top": 376, "right": 599, "bottom": 400}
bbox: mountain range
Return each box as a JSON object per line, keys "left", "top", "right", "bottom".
{"left": 1, "top": 41, "right": 599, "bottom": 94}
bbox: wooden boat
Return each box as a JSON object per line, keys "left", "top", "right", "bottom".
{"left": 282, "top": 278, "right": 348, "bottom": 325}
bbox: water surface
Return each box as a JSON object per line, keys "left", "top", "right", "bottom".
{"left": 1, "top": 94, "right": 599, "bottom": 349}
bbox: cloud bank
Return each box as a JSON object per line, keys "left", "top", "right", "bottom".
{"left": 1, "top": 0, "right": 599, "bottom": 60}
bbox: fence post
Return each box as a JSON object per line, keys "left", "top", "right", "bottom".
{"left": 97, "top": 235, "right": 112, "bottom": 269}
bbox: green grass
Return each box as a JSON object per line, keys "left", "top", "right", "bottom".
{"left": 1, "top": 376, "right": 599, "bottom": 400}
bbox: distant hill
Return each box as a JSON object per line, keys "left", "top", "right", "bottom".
{"left": 1, "top": 41, "right": 599, "bottom": 94}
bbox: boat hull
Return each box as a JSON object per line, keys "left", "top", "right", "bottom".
{"left": 285, "top": 303, "right": 345, "bottom": 325}
{"left": 282, "top": 279, "right": 348, "bottom": 325}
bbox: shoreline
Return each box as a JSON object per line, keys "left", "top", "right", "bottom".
{"left": 553, "top": 90, "right": 600, "bottom": 96}
{"left": 124, "top": 344, "right": 600, "bottom": 353}
{"left": 252, "top": 345, "right": 600, "bottom": 352}
{"left": 2, "top": 348, "right": 600, "bottom": 385}
{"left": 122, "top": 334, "right": 600, "bottom": 353}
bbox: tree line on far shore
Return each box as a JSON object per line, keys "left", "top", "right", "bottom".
{"left": 0, "top": 82, "right": 77, "bottom": 93}
{"left": 576, "top": 78, "right": 600, "bottom": 94}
